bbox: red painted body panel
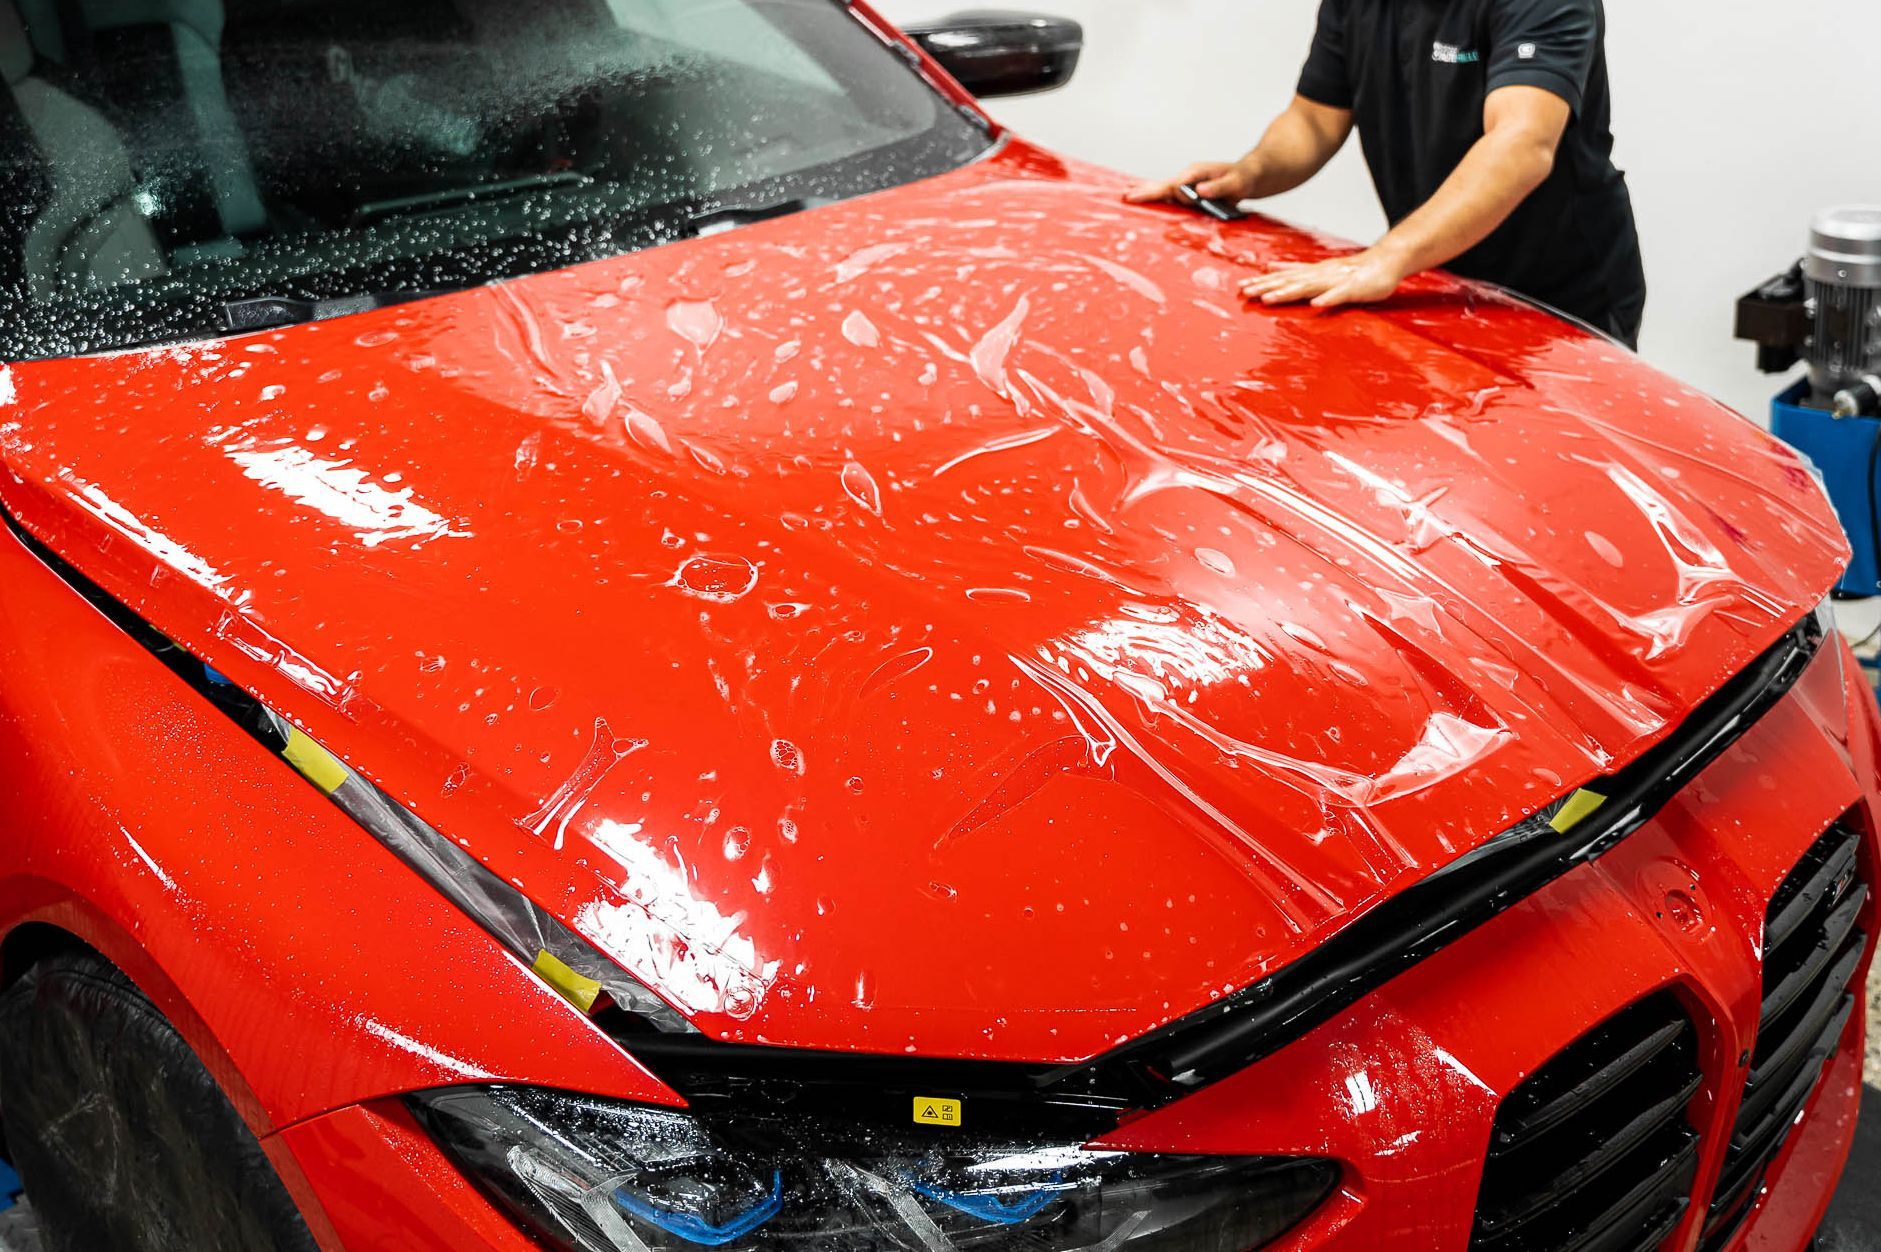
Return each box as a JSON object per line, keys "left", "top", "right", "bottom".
{"left": 269, "top": 643, "right": 1879, "bottom": 1252}
{"left": 0, "top": 22, "right": 1869, "bottom": 1245}
{"left": 273, "top": 1103, "right": 539, "bottom": 1252}
{"left": 0, "top": 140, "right": 1848, "bottom": 1063}
{"left": 1743, "top": 1039, "right": 1865, "bottom": 1252}
{"left": 0, "top": 522, "right": 683, "bottom": 1130}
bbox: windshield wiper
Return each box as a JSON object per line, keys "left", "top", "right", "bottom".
{"left": 350, "top": 171, "right": 595, "bottom": 228}
{"left": 682, "top": 196, "right": 834, "bottom": 238}
{"left": 221, "top": 290, "right": 444, "bottom": 334}
{"left": 600, "top": 194, "right": 832, "bottom": 253}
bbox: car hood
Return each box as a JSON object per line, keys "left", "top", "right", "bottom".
{"left": 0, "top": 142, "right": 1847, "bottom": 1064}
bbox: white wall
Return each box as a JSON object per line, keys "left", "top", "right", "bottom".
{"left": 874, "top": 0, "right": 1881, "bottom": 421}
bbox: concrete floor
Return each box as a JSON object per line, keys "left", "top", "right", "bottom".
{"left": 1869, "top": 960, "right": 1881, "bottom": 1090}
{"left": 0, "top": 1206, "right": 35, "bottom": 1252}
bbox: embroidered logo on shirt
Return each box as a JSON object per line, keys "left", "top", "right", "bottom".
{"left": 1518, "top": 42, "right": 1539, "bottom": 60}
{"left": 1431, "top": 41, "right": 1482, "bottom": 64}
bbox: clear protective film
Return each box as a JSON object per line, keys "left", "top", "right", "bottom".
{"left": 264, "top": 709, "right": 693, "bottom": 1031}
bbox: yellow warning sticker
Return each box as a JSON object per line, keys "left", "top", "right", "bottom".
{"left": 533, "top": 949, "right": 604, "bottom": 1014}
{"left": 283, "top": 728, "right": 349, "bottom": 796}
{"left": 1549, "top": 788, "right": 1608, "bottom": 834}
{"left": 914, "top": 1097, "right": 962, "bottom": 1128}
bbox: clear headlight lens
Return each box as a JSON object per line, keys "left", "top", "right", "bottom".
{"left": 410, "top": 1086, "right": 1339, "bottom": 1252}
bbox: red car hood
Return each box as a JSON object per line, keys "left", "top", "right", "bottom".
{"left": 0, "top": 142, "right": 1846, "bottom": 1064}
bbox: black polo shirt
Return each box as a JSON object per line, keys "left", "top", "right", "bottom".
{"left": 1298, "top": 0, "right": 1645, "bottom": 342}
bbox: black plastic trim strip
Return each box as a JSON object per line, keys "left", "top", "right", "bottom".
{"left": 1760, "top": 890, "right": 1867, "bottom": 1027}
{"left": 1603, "top": 1193, "right": 1692, "bottom": 1252}
{"left": 1482, "top": 1081, "right": 1702, "bottom": 1235}
{"left": 1558, "top": 1137, "right": 1697, "bottom": 1252}
{"left": 1744, "top": 980, "right": 1857, "bottom": 1117}
{"left": 1766, "top": 834, "right": 1860, "bottom": 951}
{"left": 1702, "top": 1180, "right": 1759, "bottom": 1252}
{"left": 1490, "top": 1019, "right": 1689, "bottom": 1154}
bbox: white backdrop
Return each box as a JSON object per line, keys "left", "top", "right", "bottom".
{"left": 872, "top": 0, "right": 1881, "bottom": 422}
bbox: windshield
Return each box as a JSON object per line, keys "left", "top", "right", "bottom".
{"left": 0, "top": 0, "right": 988, "bottom": 360}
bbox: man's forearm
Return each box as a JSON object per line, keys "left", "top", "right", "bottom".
{"left": 1232, "top": 97, "right": 1353, "bottom": 199}
{"left": 1126, "top": 96, "right": 1351, "bottom": 206}
{"left": 1237, "top": 85, "right": 1572, "bottom": 310}
{"left": 1369, "top": 125, "right": 1557, "bottom": 277}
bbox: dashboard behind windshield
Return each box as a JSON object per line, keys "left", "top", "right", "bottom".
{"left": 0, "top": 0, "right": 988, "bottom": 360}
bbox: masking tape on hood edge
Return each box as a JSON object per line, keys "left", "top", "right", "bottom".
{"left": 283, "top": 728, "right": 349, "bottom": 796}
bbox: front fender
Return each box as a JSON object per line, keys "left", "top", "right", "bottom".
{"left": 0, "top": 519, "right": 680, "bottom": 1136}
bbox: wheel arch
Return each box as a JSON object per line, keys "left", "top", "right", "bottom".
{"left": 0, "top": 887, "right": 265, "bottom": 1130}
{"left": 0, "top": 920, "right": 86, "bottom": 991}
{"left": 0, "top": 905, "right": 344, "bottom": 1252}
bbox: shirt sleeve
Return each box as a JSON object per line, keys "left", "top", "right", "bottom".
{"left": 1485, "top": 0, "right": 1599, "bottom": 115}
{"left": 1296, "top": 0, "right": 1353, "bottom": 110}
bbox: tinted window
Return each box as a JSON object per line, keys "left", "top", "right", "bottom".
{"left": 0, "top": 0, "right": 986, "bottom": 360}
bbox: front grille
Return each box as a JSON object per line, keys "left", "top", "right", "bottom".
{"left": 1472, "top": 992, "right": 1703, "bottom": 1252}
{"left": 1702, "top": 822, "right": 1870, "bottom": 1249}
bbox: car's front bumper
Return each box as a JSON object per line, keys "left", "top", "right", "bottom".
{"left": 272, "top": 638, "right": 1880, "bottom": 1252}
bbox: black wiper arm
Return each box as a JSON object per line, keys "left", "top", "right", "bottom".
{"left": 683, "top": 195, "right": 833, "bottom": 237}
{"left": 350, "top": 171, "right": 594, "bottom": 228}
{"left": 221, "top": 290, "right": 441, "bottom": 334}
{"left": 599, "top": 192, "right": 835, "bottom": 252}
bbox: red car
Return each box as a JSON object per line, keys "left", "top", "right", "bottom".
{"left": 0, "top": 1, "right": 1871, "bottom": 1250}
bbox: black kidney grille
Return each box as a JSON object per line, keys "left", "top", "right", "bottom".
{"left": 1701, "top": 822, "right": 1869, "bottom": 1250}
{"left": 1472, "top": 992, "right": 1703, "bottom": 1252}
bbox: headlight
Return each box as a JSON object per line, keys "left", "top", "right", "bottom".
{"left": 410, "top": 1086, "right": 1339, "bottom": 1252}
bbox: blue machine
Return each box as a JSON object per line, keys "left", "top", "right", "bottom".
{"left": 1737, "top": 206, "right": 1881, "bottom": 602}
{"left": 1771, "top": 381, "right": 1881, "bottom": 597}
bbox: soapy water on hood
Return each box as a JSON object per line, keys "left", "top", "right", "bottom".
{"left": 0, "top": 151, "right": 1851, "bottom": 1057}
{"left": 378, "top": 176, "right": 1837, "bottom": 1040}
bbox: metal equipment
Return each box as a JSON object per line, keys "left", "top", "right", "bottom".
{"left": 1737, "top": 205, "right": 1881, "bottom": 597}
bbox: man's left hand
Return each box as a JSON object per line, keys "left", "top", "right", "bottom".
{"left": 1239, "top": 247, "right": 1410, "bottom": 309}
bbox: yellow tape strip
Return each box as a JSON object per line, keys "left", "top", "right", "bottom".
{"left": 533, "top": 949, "right": 603, "bottom": 1014}
{"left": 1549, "top": 788, "right": 1608, "bottom": 834}
{"left": 283, "top": 728, "right": 349, "bottom": 796}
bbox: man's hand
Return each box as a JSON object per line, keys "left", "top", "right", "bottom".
{"left": 1239, "top": 246, "right": 1412, "bottom": 309}
{"left": 1123, "top": 97, "right": 1355, "bottom": 210}
{"left": 1124, "top": 160, "right": 1256, "bottom": 207}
